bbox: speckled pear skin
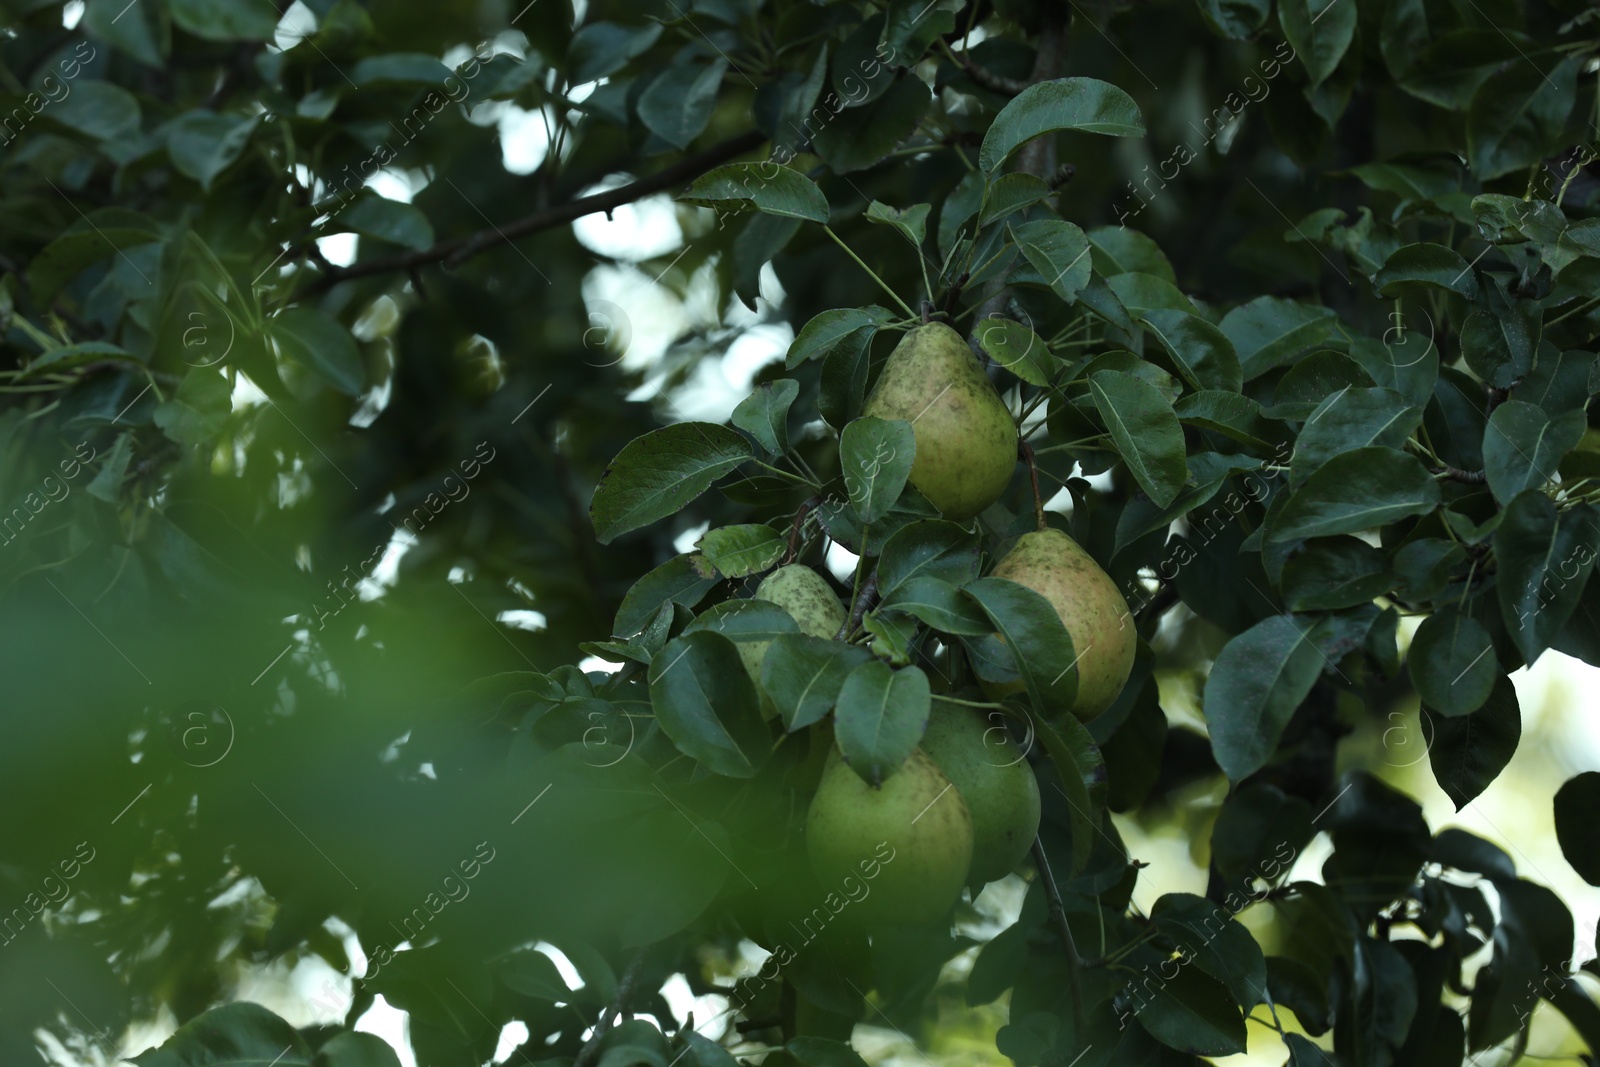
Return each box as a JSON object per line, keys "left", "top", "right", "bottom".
{"left": 806, "top": 746, "right": 972, "bottom": 926}
{"left": 737, "top": 565, "right": 847, "bottom": 697}
{"left": 861, "top": 323, "right": 1016, "bottom": 522}
{"left": 985, "top": 529, "right": 1135, "bottom": 720}
{"left": 920, "top": 705, "right": 1041, "bottom": 885}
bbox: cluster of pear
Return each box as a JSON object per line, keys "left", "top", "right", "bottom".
{"left": 745, "top": 321, "right": 1136, "bottom": 926}
{"left": 861, "top": 320, "right": 1137, "bottom": 721}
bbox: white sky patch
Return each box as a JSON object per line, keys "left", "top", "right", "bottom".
{"left": 499, "top": 105, "right": 555, "bottom": 174}
{"left": 317, "top": 232, "right": 358, "bottom": 267}
{"left": 658, "top": 973, "right": 730, "bottom": 1040}
{"left": 496, "top": 609, "right": 548, "bottom": 632}
{"left": 61, "top": 0, "right": 83, "bottom": 28}
{"left": 577, "top": 655, "right": 624, "bottom": 674}
{"left": 231, "top": 371, "right": 269, "bottom": 412}
{"left": 493, "top": 1021, "right": 531, "bottom": 1063}
{"left": 674, "top": 521, "right": 709, "bottom": 555}
{"left": 355, "top": 995, "right": 416, "bottom": 1067}
{"left": 582, "top": 264, "right": 689, "bottom": 371}
{"left": 366, "top": 168, "right": 414, "bottom": 203}
{"left": 826, "top": 541, "right": 860, "bottom": 585}
{"left": 572, "top": 182, "right": 683, "bottom": 261}
{"left": 274, "top": 1, "right": 318, "bottom": 52}
{"left": 666, "top": 323, "right": 792, "bottom": 424}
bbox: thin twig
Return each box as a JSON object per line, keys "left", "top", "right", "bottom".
{"left": 836, "top": 569, "right": 880, "bottom": 641}
{"left": 574, "top": 947, "right": 651, "bottom": 1067}
{"left": 303, "top": 130, "right": 767, "bottom": 295}
{"left": 1031, "top": 836, "right": 1085, "bottom": 1033}
{"left": 1019, "top": 440, "right": 1047, "bottom": 531}
{"left": 1431, "top": 465, "right": 1487, "bottom": 484}
{"left": 785, "top": 494, "right": 822, "bottom": 564}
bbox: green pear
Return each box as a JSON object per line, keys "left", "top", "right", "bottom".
{"left": 806, "top": 746, "right": 972, "bottom": 926}
{"left": 737, "top": 565, "right": 847, "bottom": 699}
{"left": 862, "top": 322, "right": 1016, "bottom": 522}
{"left": 920, "top": 704, "right": 1041, "bottom": 886}
{"left": 982, "top": 528, "right": 1135, "bottom": 720}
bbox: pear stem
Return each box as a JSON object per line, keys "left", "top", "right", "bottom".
{"left": 1018, "top": 440, "right": 1048, "bottom": 531}
{"left": 1032, "top": 836, "right": 1086, "bottom": 1035}
{"left": 785, "top": 494, "right": 822, "bottom": 564}
{"left": 836, "top": 569, "right": 880, "bottom": 641}
{"left": 823, "top": 226, "right": 917, "bottom": 319}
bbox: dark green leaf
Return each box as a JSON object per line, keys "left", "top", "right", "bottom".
{"left": 785, "top": 307, "right": 892, "bottom": 368}
{"left": 1372, "top": 243, "right": 1479, "bottom": 301}
{"left": 314, "top": 1032, "right": 403, "bottom": 1067}
{"left": 166, "top": 110, "right": 259, "bottom": 190}
{"left": 1282, "top": 537, "right": 1390, "bottom": 611}
{"left": 1008, "top": 219, "right": 1093, "bottom": 304}
{"left": 132, "top": 1002, "right": 310, "bottom": 1066}
{"left": 168, "top": 0, "right": 280, "bottom": 41}
{"left": 568, "top": 21, "right": 663, "bottom": 82}
{"left": 979, "top": 174, "right": 1053, "bottom": 227}
{"left": 46, "top": 80, "right": 141, "bottom": 141}
{"left": 833, "top": 661, "right": 931, "bottom": 784}
{"left": 1221, "top": 297, "right": 1339, "bottom": 380}
{"left": 881, "top": 575, "right": 991, "bottom": 635}
{"left": 731, "top": 379, "right": 799, "bottom": 454}
{"left": 1204, "top": 615, "right": 1326, "bottom": 782}
{"left": 1494, "top": 493, "right": 1600, "bottom": 663}
{"left": 761, "top": 634, "right": 873, "bottom": 731}
{"left": 154, "top": 368, "right": 231, "bottom": 446}
{"left": 1141, "top": 309, "right": 1244, "bottom": 392}
{"left": 963, "top": 577, "right": 1078, "bottom": 720}
{"left": 1483, "top": 400, "right": 1585, "bottom": 504}
{"left": 648, "top": 632, "right": 771, "bottom": 777}
{"left": 812, "top": 77, "right": 930, "bottom": 173}
{"left": 1151, "top": 893, "right": 1270, "bottom": 1008}
{"left": 840, "top": 416, "right": 915, "bottom": 524}
{"left": 1279, "top": 0, "right": 1356, "bottom": 88}
{"left": 698, "top": 525, "right": 785, "bottom": 578}
{"left": 338, "top": 194, "right": 435, "bottom": 251}
{"left": 590, "top": 423, "right": 753, "bottom": 543}
{"left": 615, "top": 554, "right": 719, "bottom": 637}
{"left": 1290, "top": 386, "right": 1421, "bottom": 486}
{"left": 1411, "top": 609, "right": 1497, "bottom": 717}
{"left": 1269, "top": 447, "right": 1440, "bottom": 542}
{"left": 787, "top": 1037, "right": 870, "bottom": 1067}
{"left": 974, "top": 316, "right": 1055, "bottom": 386}
{"left": 1555, "top": 772, "right": 1600, "bottom": 885}
{"left": 638, "top": 60, "right": 727, "bottom": 149}
{"left": 1428, "top": 676, "right": 1521, "bottom": 810}
{"left": 682, "top": 163, "right": 830, "bottom": 224}
{"left": 269, "top": 307, "right": 364, "bottom": 395}
{"left": 979, "top": 77, "right": 1145, "bottom": 171}
{"left": 1467, "top": 57, "right": 1580, "bottom": 180}
{"left": 864, "top": 201, "right": 931, "bottom": 248}
{"left": 1088, "top": 371, "right": 1187, "bottom": 508}
{"left": 1133, "top": 964, "right": 1247, "bottom": 1057}
{"left": 877, "top": 520, "right": 981, "bottom": 595}
{"left": 1088, "top": 226, "right": 1177, "bottom": 281}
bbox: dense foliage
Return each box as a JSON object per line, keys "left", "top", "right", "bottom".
{"left": 2, "top": 0, "right": 1600, "bottom": 1064}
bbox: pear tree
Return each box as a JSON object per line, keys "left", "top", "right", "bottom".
{"left": 0, "top": 0, "right": 1599, "bottom": 1065}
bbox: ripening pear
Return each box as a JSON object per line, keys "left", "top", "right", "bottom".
{"left": 920, "top": 704, "right": 1040, "bottom": 886}
{"left": 806, "top": 747, "right": 972, "bottom": 926}
{"left": 982, "top": 529, "right": 1135, "bottom": 720}
{"left": 862, "top": 322, "right": 1016, "bottom": 522}
{"left": 737, "top": 565, "right": 847, "bottom": 704}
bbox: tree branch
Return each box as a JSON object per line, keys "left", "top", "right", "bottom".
{"left": 836, "top": 569, "right": 880, "bottom": 641}
{"left": 1031, "top": 836, "right": 1085, "bottom": 1034}
{"left": 1432, "top": 465, "right": 1487, "bottom": 484}
{"left": 574, "top": 947, "right": 651, "bottom": 1067}
{"left": 302, "top": 130, "right": 767, "bottom": 296}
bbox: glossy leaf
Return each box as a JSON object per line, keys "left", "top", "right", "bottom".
{"left": 1204, "top": 615, "right": 1326, "bottom": 782}
{"left": 590, "top": 423, "right": 753, "bottom": 543}
{"left": 979, "top": 78, "right": 1145, "bottom": 172}
{"left": 833, "top": 661, "right": 931, "bottom": 784}
{"left": 648, "top": 632, "right": 771, "bottom": 777}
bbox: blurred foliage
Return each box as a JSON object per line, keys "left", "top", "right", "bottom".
{"left": 0, "top": 0, "right": 1599, "bottom": 1063}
